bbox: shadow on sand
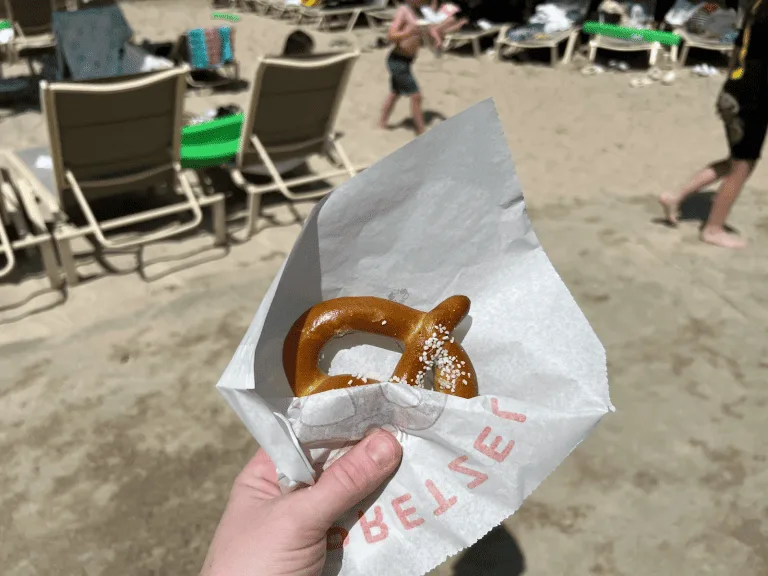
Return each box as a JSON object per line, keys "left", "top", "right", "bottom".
{"left": 452, "top": 525, "right": 526, "bottom": 576}
{"left": 391, "top": 110, "right": 447, "bottom": 134}
{"left": 652, "top": 190, "right": 739, "bottom": 233}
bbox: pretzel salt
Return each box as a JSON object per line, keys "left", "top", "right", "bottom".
{"left": 283, "top": 295, "right": 478, "bottom": 399}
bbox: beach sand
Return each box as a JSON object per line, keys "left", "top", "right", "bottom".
{"left": 1, "top": 1, "right": 767, "bottom": 574}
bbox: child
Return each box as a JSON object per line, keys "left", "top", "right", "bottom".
{"left": 282, "top": 29, "right": 315, "bottom": 56}
{"left": 379, "top": 0, "right": 445, "bottom": 135}
{"left": 659, "top": 0, "right": 767, "bottom": 249}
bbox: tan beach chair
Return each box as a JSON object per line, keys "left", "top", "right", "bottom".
{"left": 672, "top": 28, "right": 734, "bottom": 67}
{"left": 587, "top": 34, "right": 661, "bottom": 66}
{"left": 0, "top": 159, "right": 62, "bottom": 289}
{"left": 3, "top": 0, "right": 69, "bottom": 66}
{"left": 587, "top": 2, "right": 661, "bottom": 66}
{"left": 296, "top": 0, "right": 391, "bottom": 33}
{"left": 494, "top": 1, "right": 588, "bottom": 66}
{"left": 494, "top": 25, "right": 579, "bottom": 65}
{"left": 444, "top": 23, "right": 508, "bottom": 58}
{"left": 228, "top": 51, "right": 362, "bottom": 240}
{"left": 2, "top": 67, "right": 226, "bottom": 286}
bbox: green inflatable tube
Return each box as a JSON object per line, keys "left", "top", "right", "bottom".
{"left": 0, "top": 20, "right": 11, "bottom": 30}
{"left": 583, "top": 21, "right": 681, "bottom": 46}
{"left": 180, "top": 113, "right": 243, "bottom": 169}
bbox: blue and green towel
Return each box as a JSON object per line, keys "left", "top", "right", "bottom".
{"left": 187, "top": 26, "right": 235, "bottom": 70}
{"left": 52, "top": 5, "right": 133, "bottom": 80}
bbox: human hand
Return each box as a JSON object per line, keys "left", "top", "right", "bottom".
{"left": 200, "top": 430, "right": 403, "bottom": 576}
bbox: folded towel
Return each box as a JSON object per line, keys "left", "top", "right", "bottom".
{"left": 187, "top": 26, "right": 235, "bottom": 70}
{"left": 221, "top": 26, "right": 235, "bottom": 63}
{"left": 188, "top": 28, "right": 209, "bottom": 69}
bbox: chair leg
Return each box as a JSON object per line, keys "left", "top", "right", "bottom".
{"left": 563, "top": 31, "right": 578, "bottom": 65}
{"left": 327, "top": 138, "right": 357, "bottom": 177}
{"left": 240, "top": 192, "right": 262, "bottom": 242}
{"left": 212, "top": 195, "right": 227, "bottom": 247}
{"left": 346, "top": 10, "right": 361, "bottom": 33}
{"left": 649, "top": 46, "right": 659, "bottom": 67}
{"left": 669, "top": 44, "right": 679, "bottom": 65}
{"left": 39, "top": 238, "right": 64, "bottom": 290}
{"left": 56, "top": 233, "right": 79, "bottom": 287}
{"left": 472, "top": 38, "right": 480, "bottom": 58}
{"left": 680, "top": 44, "right": 689, "bottom": 67}
{"left": 588, "top": 42, "right": 597, "bottom": 62}
{"left": 550, "top": 45, "right": 558, "bottom": 66}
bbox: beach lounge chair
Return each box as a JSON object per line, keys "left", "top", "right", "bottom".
{"left": 3, "top": 0, "right": 71, "bottom": 68}
{"left": 252, "top": 0, "right": 302, "bottom": 18}
{"left": 444, "top": 21, "right": 509, "bottom": 58}
{"left": 227, "top": 51, "right": 362, "bottom": 240}
{"left": 673, "top": 27, "right": 734, "bottom": 65}
{"left": 296, "top": 0, "right": 391, "bottom": 33}
{"left": 365, "top": 6, "right": 397, "bottom": 29}
{"left": 0, "top": 67, "right": 226, "bottom": 286}
{"left": 494, "top": 1, "right": 587, "bottom": 65}
{"left": 0, "top": 159, "right": 62, "bottom": 289}
{"left": 668, "top": 6, "right": 738, "bottom": 67}
{"left": 172, "top": 26, "right": 240, "bottom": 89}
{"left": 587, "top": 2, "right": 662, "bottom": 67}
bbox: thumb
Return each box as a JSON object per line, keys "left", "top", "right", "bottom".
{"left": 294, "top": 430, "right": 402, "bottom": 529}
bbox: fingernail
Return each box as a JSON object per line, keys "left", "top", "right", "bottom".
{"left": 366, "top": 431, "right": 398, "bottom": 469}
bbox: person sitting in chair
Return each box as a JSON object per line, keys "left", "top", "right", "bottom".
{"left": 243, "top": 30, "right": 317, "bottom": 178}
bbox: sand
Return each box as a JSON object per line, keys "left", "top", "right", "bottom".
{"left": 1, "top": 0, "right": 767, "bottom": 574}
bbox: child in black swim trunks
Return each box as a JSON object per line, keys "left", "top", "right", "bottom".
{"left": 378, "top": 0, "right": 449, "bottom": 135}
{"left": 660, "top": 0, "right": 768, "bottom": 249}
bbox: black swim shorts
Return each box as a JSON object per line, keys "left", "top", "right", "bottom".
{"left": 717, "top": 88, "right": 768, "bottom": 161}
{"left": 387, "top": 51, "right": 419, "bottom": 96}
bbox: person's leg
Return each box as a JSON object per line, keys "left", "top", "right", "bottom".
{"left": 659, "top": 159, "right": 731, "bottom": 224}
{"left": 700, "top": 159, "right": 753, "bottom": 249}
{"left": 410, "top": 92, "right": 425, "bottom": 135}
{"left": 379, "top": 92, "right": 399, "bottom": 129}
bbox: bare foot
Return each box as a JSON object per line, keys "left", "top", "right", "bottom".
{"left": 700, "top": 227, "right": 747, "bottom": 249}
{"left": 378, "top": 121, "right": 389, "bottom": 130}
{"left": 658, "top": 193, "right": 679, "bottom": 225}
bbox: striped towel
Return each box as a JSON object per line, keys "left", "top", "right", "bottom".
{"left": 187, "top": 26, "right": 236, "bottom": 69}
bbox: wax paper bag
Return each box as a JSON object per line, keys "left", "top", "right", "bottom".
{"left": 217, "top": 99, "right": 613, "bottom": 576}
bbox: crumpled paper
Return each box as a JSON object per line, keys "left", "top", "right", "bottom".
{"left": 217, "top": 99, "right": 612, "bottom": 576}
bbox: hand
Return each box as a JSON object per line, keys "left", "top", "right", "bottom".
{"left": 200, "top": 430, "right": 403, "bottom": 576}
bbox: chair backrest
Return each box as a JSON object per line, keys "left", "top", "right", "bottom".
{"left": 5, "top": 0, "right": 57, "bottom": 37}
{"left": 40, "top": 67, "right": 188, "bottom": 202}
{"left": 237, "top": 51, "right": 359, "bottom": 168}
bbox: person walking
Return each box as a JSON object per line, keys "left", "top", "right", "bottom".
{"left": 660, "top": 0, "right": 768, "bottom": 249}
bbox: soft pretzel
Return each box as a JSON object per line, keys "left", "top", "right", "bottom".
{"left": 283, "top": 295, "right": 478, "bottom": 399}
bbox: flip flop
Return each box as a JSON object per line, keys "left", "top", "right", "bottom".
{"left": 661, "top": 70, "right": 676, "bottom": 85}
{"left": 630, "top": 76, "right": 654, "bottom": 88}
{"left": 582, "top": 64, "right": 605, "bottom": 75}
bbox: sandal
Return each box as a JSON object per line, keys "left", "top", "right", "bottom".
{"left": 630, "top": 76, "right": 654, "bottom": 88}
{"left": 582, "top": 64, "right": 605, "bottom": 75}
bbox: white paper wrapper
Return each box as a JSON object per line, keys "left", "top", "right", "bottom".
{"left": 217, "top": 99, "right": 613, "bottom": 576}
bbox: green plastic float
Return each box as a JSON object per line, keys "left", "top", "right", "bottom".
{"left": 583, "top": 21, "right": 681, "bottom": 46}
{"left": 0, "top": 20, "right": 11, "bottom": 30}
{"left": 212, "top": 12, "right": 241, "bottom": 22}
{"left": 180, "top": 113, "right": 244, "bottom": 169}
